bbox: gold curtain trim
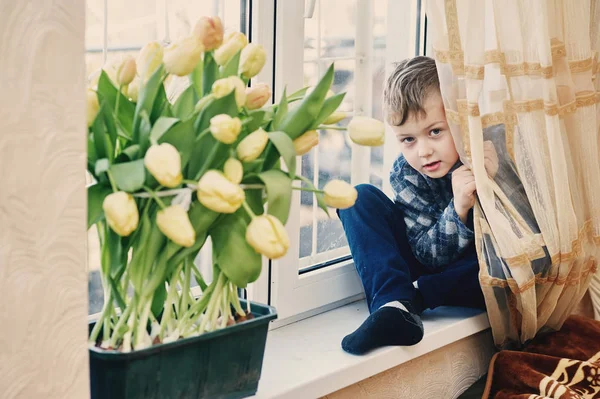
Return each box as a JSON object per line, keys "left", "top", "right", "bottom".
{"left": 569, "top": 57, "right": 594, "bottom": 73}
{"left": 551, "top": 38, "right": 567, "bottom": 58}
{"left": 480, "top": 260, "right": 597, "bottom": 292}
{"left": 465, "top": 65, "right": 485, "bottom": 79}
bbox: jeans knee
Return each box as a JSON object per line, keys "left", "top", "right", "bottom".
{"left": 338, "top": 184, "right": 390, "bottom": 218}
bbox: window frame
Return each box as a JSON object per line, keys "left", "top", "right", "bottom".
{"left": 248, "top": 0, "right": 424, "bottom": 327}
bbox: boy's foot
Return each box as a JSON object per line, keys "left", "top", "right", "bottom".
{"left": 341, "top": 301, "right": 424, "bottom": 355}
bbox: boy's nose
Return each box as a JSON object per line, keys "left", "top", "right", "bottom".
{"left": 418, "top": 145, "right": 434, "bottom": 158}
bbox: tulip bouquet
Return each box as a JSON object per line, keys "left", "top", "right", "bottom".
{"left": 86, "top": 16, "right": 384, "bottom": 352}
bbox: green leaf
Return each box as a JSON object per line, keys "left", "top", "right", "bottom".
{"left": 219, "top": 50, "right": 241, "bottom": 78}
{"left": 257, "top": 169, "right": 293, "bottom": 224}
{"left": 138, "top": 111, "right": 152, "bottom": 154}
{"left": 210, "top": 209, "right": 262, "bottom": 287}
{"left": 106, "top": 228, "right": 124, "bottom": 278}
{"left": 287, "top": 87, "right": 309, "bottom": 102}
{"left": 279, "top": 64, "right": 335, "bottom": 139}
{"left": 202, "top": 52, "right": 219, "bottom": 96}
{"left": 187, "top": 91, "right": 238, "bottom": 178}
{"left": 110, "top": 159, "right": 146, "bottom": 192}
{"left": 273, "top": 88, "right": 288, "bottom": 130}
{"left": 296, "top": 175, "right": 330, "bottom": 217}
{"left": 246, "top": 110, "right": 266, "bottom": 133}
{"left": 311, "top": 92, "right": 346, "bottom": 129}
{"left": 94, "top": 158, "right": 110, "bottom": 176}
{"left": 100, "top": 98, "right": 119, "bottom": 145}
{"left": 151, "top": 282, "right": 167, "bottom": 319}
{"left": 133, "top": 65, "right": 164, "bottom": 142}
{"left": 151, "top": 83, "right": 170, "bottom": 123}
{"left": 88, "top": 134, "right": 97, "bottom": 165}
{"left": 97, "top": 71, "right": 135, "bottom": 134}
{"left": 87, "top": 184, "right": 112, "bottom": 228}
{"left": 157, "top": 118, "right": 195, "bottom": 168}
{"left": 91, "top": 102, "right": 110, "bottom": 161}
{"left": 172, "top": 85, "right": 197, "bottom": 120}
{"left": 190, "top": 55, "right": 204, "bottom": 96}
{"left": 150, "top": 117, "right": 180, "bottom": 142}
{"left": 267, "top": 131, "right": 296, "bottom": 179}
{"left": 115, "top": 144, "right": 140, "bottom": 162}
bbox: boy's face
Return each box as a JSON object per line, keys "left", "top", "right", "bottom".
{"left": 391, "top": 91, "right": 459, "bottom": 179}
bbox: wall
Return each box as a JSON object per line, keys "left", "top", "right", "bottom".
{"left": 0, "top": 1, "right": 90, "bottom": 398}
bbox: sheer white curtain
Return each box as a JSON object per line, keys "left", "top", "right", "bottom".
{"left": 427, "top": 0, "right": 600, "bottom": 347}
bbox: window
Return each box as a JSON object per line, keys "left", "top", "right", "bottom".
{"left": 265, "top": 0, "right": 425, "bottom": 325}
{"left": 85, "top": 0, "right": 426, "bottom": 325}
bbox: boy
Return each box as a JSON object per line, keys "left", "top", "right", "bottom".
{"left": 338, "top": 56, "right": 494, "bottom": 355}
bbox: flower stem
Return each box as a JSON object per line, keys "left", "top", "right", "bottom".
{"left": 115, "top": 84, "right": 122, "bottom": 114}
{"left": 143, "top": 186, "right": 167, "bottom": 209}
{"left": 317, "top": 125, "right": 346, "bottom": 130}
{"left": 106, "top": 170, "right": 118, "bottom": 192}
{"left": 242, "top": 200, "right": 257, "bottom": 219}
{"left": 182, "top": 179, "right": 198, "bottom": 186}
{"left": 292, "top": 186, "right": 324, "bottom": 194}
{"left": 195, "top": 127, "right": 211, "bottom": 142}
{"left": 194, "top": 143, "right": 221, "bottom": 180}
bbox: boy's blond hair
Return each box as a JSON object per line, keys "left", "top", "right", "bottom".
{"left": 383, "top": 56, "right": 440, "bottom": 126}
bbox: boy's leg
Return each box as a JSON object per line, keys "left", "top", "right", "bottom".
{"left": 417, "top": 248, "right": 486, "bottom": 310}
{"left": 337, "top": 184, "right": 425, "bottom": 355}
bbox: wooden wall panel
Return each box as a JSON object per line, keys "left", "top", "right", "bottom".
{"left": 0, "top": 1, "right": 89, "bottom": 397}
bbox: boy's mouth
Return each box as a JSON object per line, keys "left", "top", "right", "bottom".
{"left": 422, "top": 161, "right": 441, "bottom": 172}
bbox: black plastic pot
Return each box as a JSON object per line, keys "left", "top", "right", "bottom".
{"left": 89, "top": 300, "right": 277, "bottom": 399}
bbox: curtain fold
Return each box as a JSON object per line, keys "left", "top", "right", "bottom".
{"left": 427, "top": 0, "right": 600, "bottom": 347}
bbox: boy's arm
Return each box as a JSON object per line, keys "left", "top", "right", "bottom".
{"left": 399, "top": 190, "right": 475, "bottom": 268}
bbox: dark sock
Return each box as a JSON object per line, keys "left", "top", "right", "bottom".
{"left": 341, "top": 301, "right": 424, "bottom": 355}
{"left": 412, "top": 289, "right": 426, "bottom": 315}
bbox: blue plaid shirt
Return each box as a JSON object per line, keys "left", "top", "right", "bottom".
{"left": 389, "top": 155, "right": 474, "bottom": 268}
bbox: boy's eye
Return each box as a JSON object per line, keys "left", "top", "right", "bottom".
{"left": 401, "top": 137, "right": 415, "bottom": 144}
{"left": 430, "top": 129, "right": 442, "bottom": 136}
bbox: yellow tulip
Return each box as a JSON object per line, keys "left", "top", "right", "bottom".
{"left": 163, "top": 36, "right": 204, "bottom": 77}
{"left": 213, "top": 32, "right": 248, "bottom": 66}
{"left": 245, "top": 83, "right": 271, "bottom": 110}
{"left": 116, "top": 56, "right": 136, "bottom": 86}
{"left": 144, "top": 143, "right": 183, "bottom": 188}
{"left": 237, "top": 128, "right": 269, "bottom": 162}
{"left": 209, "top": 114, "right": 242, "bottom": 144}
{"left": 212, "top": 76, "right": 246, "bottom": 108}
{"left": 224, "top": 158, "right": 243, "bottom": 184}
{"left": 137, "top": 41, "right": 164, "bottom": 81}
{"left": 293, "top": 130, "right": 319, "bottom": 156}
{"left": 245, "top": 214, "right": 290, "bottom": 259}
{"left": 322, "top": 111, "right": 347, "bottom": 125}
{"left": 239, "top": 43, "right": 266, "bottom": 79}
{"left": 126, "top": 78, "right": 140, "bottom": 102}
{"left": 103, "top": 192, "right": 139, "bottom": 237}
{"left": 192, "top": 16, "right": 224, "bottom": 51}
{"left": 323, "top": 180, "right": 357, "bottom": 209}
{"left": 86, "top": 88, "right": 100, "bottom": 127}
{"left": 347, "top": 116, "right": 385, "bottom": 146}
{"left": 156, "top": 205, "right": 195, "bottom": 247}
{"left": 197, "top": 170, "right": 245, "bottom": 213}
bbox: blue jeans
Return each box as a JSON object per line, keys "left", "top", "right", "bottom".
{"left": 338, "top": 184, "right": 486, "bottom": 313}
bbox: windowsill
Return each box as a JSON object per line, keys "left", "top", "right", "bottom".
{"left": 253, "top": 300, "right": 490, "bottom": 399}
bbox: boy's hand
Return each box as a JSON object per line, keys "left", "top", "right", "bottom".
{"left": 452, "top": 165, "right": 476, "bottom": 224}
{"left": 484, "top": 140, "right": 499, "bottom": 178}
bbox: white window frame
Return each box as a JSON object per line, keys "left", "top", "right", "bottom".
{"left": 247, "top": 0, "right": 424, "bottom": 327}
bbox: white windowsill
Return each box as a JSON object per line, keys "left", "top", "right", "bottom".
{"left": 252, "top": 300, "right": 491, "bottom": 399}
